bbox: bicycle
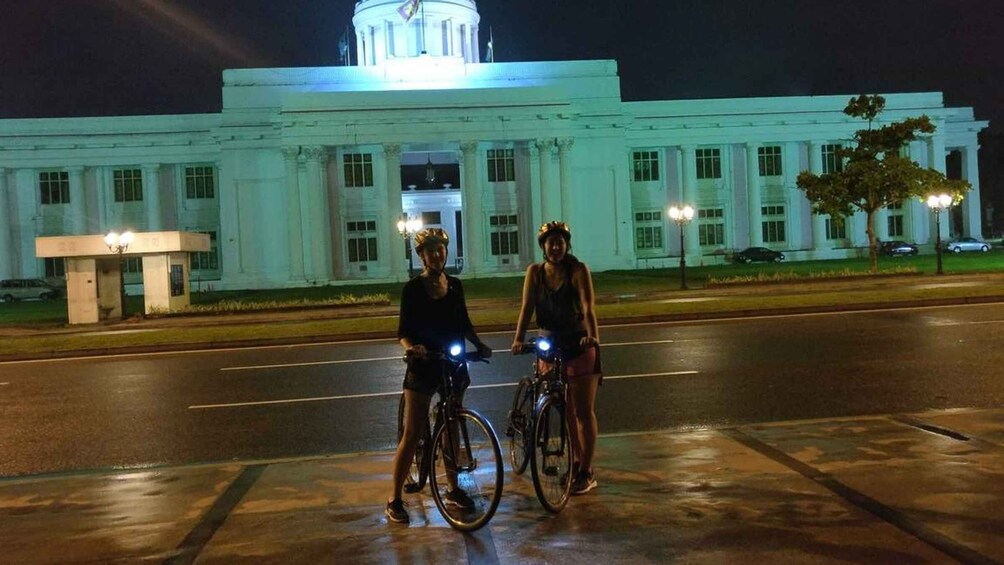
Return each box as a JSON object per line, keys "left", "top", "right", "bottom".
{"left": 395, "top": 343, "right": 504, "bottom": 531}
{"left": 506, "top": 336, "right": 573, "bottom": 513}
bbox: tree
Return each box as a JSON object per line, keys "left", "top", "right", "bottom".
{"left": 796, "top": 95, "right": 971, "bottom": 273}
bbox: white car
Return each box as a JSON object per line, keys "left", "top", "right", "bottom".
{"left": 943, "top": 237, "right": 991, "bottom": 253}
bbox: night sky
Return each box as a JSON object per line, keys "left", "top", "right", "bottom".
{"left": 1, "top": 0, "right": 1001, "bottom": 134}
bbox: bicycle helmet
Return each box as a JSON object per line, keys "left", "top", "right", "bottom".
{"left": 537, "top": 221, "right": 571, "bottom": 248}
{"left": 414, "top": 227, "right": 450, "bottom": 253}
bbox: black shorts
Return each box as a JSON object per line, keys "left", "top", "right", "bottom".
{"left": 403, "top": 358, "right": 471, "bottom": 397}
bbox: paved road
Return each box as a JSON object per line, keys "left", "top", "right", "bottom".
{"left": 2, "top": 303, "right": 1001, "bottom": 478}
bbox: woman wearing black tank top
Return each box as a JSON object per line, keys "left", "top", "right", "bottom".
{"left": 510, "top": 221, "right": 601, "bottom": 495}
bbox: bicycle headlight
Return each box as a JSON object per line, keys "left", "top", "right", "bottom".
{"left": 536, "top": 338, "right": 552, "bottom": 353}
{"left": 448, "top": 343, "right": 464, "bottom": 357}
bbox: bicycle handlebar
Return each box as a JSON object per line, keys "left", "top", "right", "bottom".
{"left": 402, "top": 349, "right": 490, "bottom": 364}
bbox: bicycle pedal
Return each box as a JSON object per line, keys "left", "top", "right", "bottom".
{"left": 543, "top": 465, "right": 559, "bottom": 476}
{"left": 403, "top": 483, "right": 422, "bottom": 494}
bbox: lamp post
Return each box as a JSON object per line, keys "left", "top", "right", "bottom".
{"left": 104, "top": 230, "right": 134, "bottom": 318}
{"left": 926, "top": 193, "right": 953, "bottom": 276}
{"left": 668, "top": 204, "right": 695, "bottom": 290}
{"left": 396, "top": 214, "right": 423, "bottom": 277}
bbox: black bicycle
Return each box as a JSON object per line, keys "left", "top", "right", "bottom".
{"left": 506, "top": 336, "right": 573, "bottom": 513}
{"left": 395, "top": 344, "right": 504, "bottom": 531}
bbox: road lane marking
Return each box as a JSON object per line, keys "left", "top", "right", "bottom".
{"left": 221, "top": 355, "right": 401, "bottom": 371}
{"left": 188, "top": 370, "right": 698, "bottom": 410}
{"left": 219, "top": 340, "right": 683, "bottom": 371}
{"left": 0, "top": 382, "right": 9, "bottom": 386}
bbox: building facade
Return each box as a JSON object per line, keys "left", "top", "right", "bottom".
{"left": 0, "top": 0, "right": 989, "bottom": 291}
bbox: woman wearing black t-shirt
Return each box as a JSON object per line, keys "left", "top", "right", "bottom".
{"left": 385, "top": 228, "right": 492, "bottom": 524}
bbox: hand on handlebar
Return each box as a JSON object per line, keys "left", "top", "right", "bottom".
{"left": 405, "top": 344, "right": 428, "bottom": 360}
{"left": 579, "top": 336, "right": 599, "bottom": 349}
{"left": 476, "top": 342, "right": 493, "bottom": 359}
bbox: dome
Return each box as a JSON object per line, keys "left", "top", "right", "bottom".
{"left": 352, "top": 0, "right": 481, "bottom": 66}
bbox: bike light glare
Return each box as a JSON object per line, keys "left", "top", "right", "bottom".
{"left": 449, "top": 343, "right": 463, "bottom": 357}
{"left": 536, "top": 339, "right": 552, "bottom": 353}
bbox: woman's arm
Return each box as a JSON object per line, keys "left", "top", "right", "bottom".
{"left": 510, "top": 264, "right": 538, "bottom": 354}
{"left": 574, "top": 262, "right": 599, "bottom": 346}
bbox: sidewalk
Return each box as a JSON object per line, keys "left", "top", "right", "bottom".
{"left": 2, "top": 408, "right": 1002, "bottom": 564}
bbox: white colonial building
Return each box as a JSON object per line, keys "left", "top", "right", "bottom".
{"left": 0, "top": 0, "right": 989, "bottom": 291}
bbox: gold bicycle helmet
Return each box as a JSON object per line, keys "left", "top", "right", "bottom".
{"left": 413, "top": 227, "right": 450, "bottom": 252}
{"left": 537, "top": 221, "right": 571, "bottom": 247}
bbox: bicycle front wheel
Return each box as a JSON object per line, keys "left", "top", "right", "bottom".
{"left": 530, "top": 396, "right": 572, "bottom": 513}
{"left": 507, "top": 376, "right": 535, "bottom": 475}
{"left": 429, "top": 408, "right": 504, "bottom": 531}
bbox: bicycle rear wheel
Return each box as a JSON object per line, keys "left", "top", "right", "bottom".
{"left": 507, "top": 376, "right": 534, "bottom": 475}
{"left": 397, "top": 393, "right": 431, "bottom": 493}
{"left": 530, "top": 396, "right": 572, "bottom": 513}
{"left": 429, "top": 408, "right": 504, "bottom": 531}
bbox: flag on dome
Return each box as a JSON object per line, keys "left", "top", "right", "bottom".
{"left": 398, "top": 0, "right": 421, "bottom": 22}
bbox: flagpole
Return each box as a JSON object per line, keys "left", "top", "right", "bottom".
{"left": 420, "top": 0, "right": 427, "bottom": 54}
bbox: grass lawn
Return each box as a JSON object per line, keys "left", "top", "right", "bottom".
{"left": 2, "top": 248, "right": 1002, "bottom": 327}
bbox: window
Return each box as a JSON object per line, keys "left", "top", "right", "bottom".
{"left": 185, "top": 166, "right": 215, "bottom": 199}
{"left": 39, "top": 171, "right": 69, "bottom": 205}
{"left": 631, "top": 151, "right": 660, "bottom": 182}
{"left": 489, "top": 214, "right": 519, "bottom": 256}
{"left": 822, "top": 144, "right": 843, "bottom": 174}
{"left": 633, "top": 211, "right": 663, "bottom": 250}
{"left": 826, "top": 217, "right": 847, "bottom": 240}
{"left": 697, "top": 208, "right": 725, "bottom": 246}
{"left": 758, "top": 146, "right": 783, "bottom": 177}
{"left": 170, "top": 265, "right": 185, "bottom": 297}
{"left": 761, "top": 205, "right": 786, "bottom": 243}
{"left": 190, "top": 231, "right": 220, "bottom": 271}
{"left": 696, "top": 148, "right": 721, "bottom": 179}
{"left": 344, "top": 153, "right": 374, "bottom": 187}
{"left": 421, "top": 211, "right": 442, "bottom": 226}
{"left": 113, "top": 169, "right": 143, "bottom": 202}
{"left": 124, "top": 257, "right": 142, "bottom": 274}
{"left": 487, "top": 149, "right": 515, "bottom": 182}
{"left": 887, "top": 215, "right": 904, "bottom": 237}
{"left": 44, "top": 258, "right": 65, "bottom": 278}
{"left": 347, "top": 221, "right": 378, "bottom": 263}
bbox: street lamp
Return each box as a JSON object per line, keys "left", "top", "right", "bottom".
{"left": 926, "top": 193, "right": 953, "bottom": 276}
{"left": 668, "top": 204, "right": 695, "bottom": 290}
{"left": 396, "top": 215, "right": 423, "bottom": 277}
{"left": 104, "top": 230, "right": 134, "bottom": 318}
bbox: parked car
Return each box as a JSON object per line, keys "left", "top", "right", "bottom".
{"left": 943, "top": 237, "right": 991, "bottom": 253}
{"left": 734, "top": 247, "right": 785, "bottom": 263}
{"left": 881, "top": 241, "right": 918, "bottom": 257}
{"left": 0, "top": 279, "right": 62, "bottom": 302}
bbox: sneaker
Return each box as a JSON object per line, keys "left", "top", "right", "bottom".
{"left": 571, "top": 471, "right": 597, "bottom": 495}
{"left": 445, "top": 488, "right": 476, "bottom": 509}
{"left": 385, "top": 498, "right": 409, "bottom": 523}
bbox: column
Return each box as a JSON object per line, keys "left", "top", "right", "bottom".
{"left": 356, "top": 32, "right": 365, "bottom": 67}
{"left": 960, "top": 143, "right": 982, "bottom": 238}
{"left": 282, "top": 147, "right": 305, "bottom": 281}
{"left": 536, "top": 138, "right": 557, "bottom": 222}
{"left": 67, "top": 166, "right": 86, "bottom": 235}
{"left": 927, "top": 135, "right": 949, "bottom": 240}
{"left": 0, "top": 168, "right": 11, "bottom": 279}
{"left": 527, "top": 143, "right": 543, "bottom": 253}
{"left": 808, "top": 141, "right": 829, "bottom": 250}
{"left": 303, "top": 146, "right": 332, "bottom": 281}
{"left": 679, "top": 145, "right": 700, "bottom": 258}
{"left": 460, "top": 141, "right": 483, "bottom": 276}
{"left": 745, "top": 143, "right": 763, "bottom": 247}
{"left": 384, "top": 143, "right": 406, "bottom": 281}
{"left": 875, "top": 207, "right": 889, "bottom": 242}
{"left": 142, "top": 164, "right": 162, "bottom": 232}
{"left": 782, "top": 142, "right": 803, "bottom": 249}
{"left": 557, "top": 137, "right": 574, "bottom": 220}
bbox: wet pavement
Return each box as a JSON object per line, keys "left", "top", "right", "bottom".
{"left": 2, "top": 408, "right": 1002, "bottom": 564}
